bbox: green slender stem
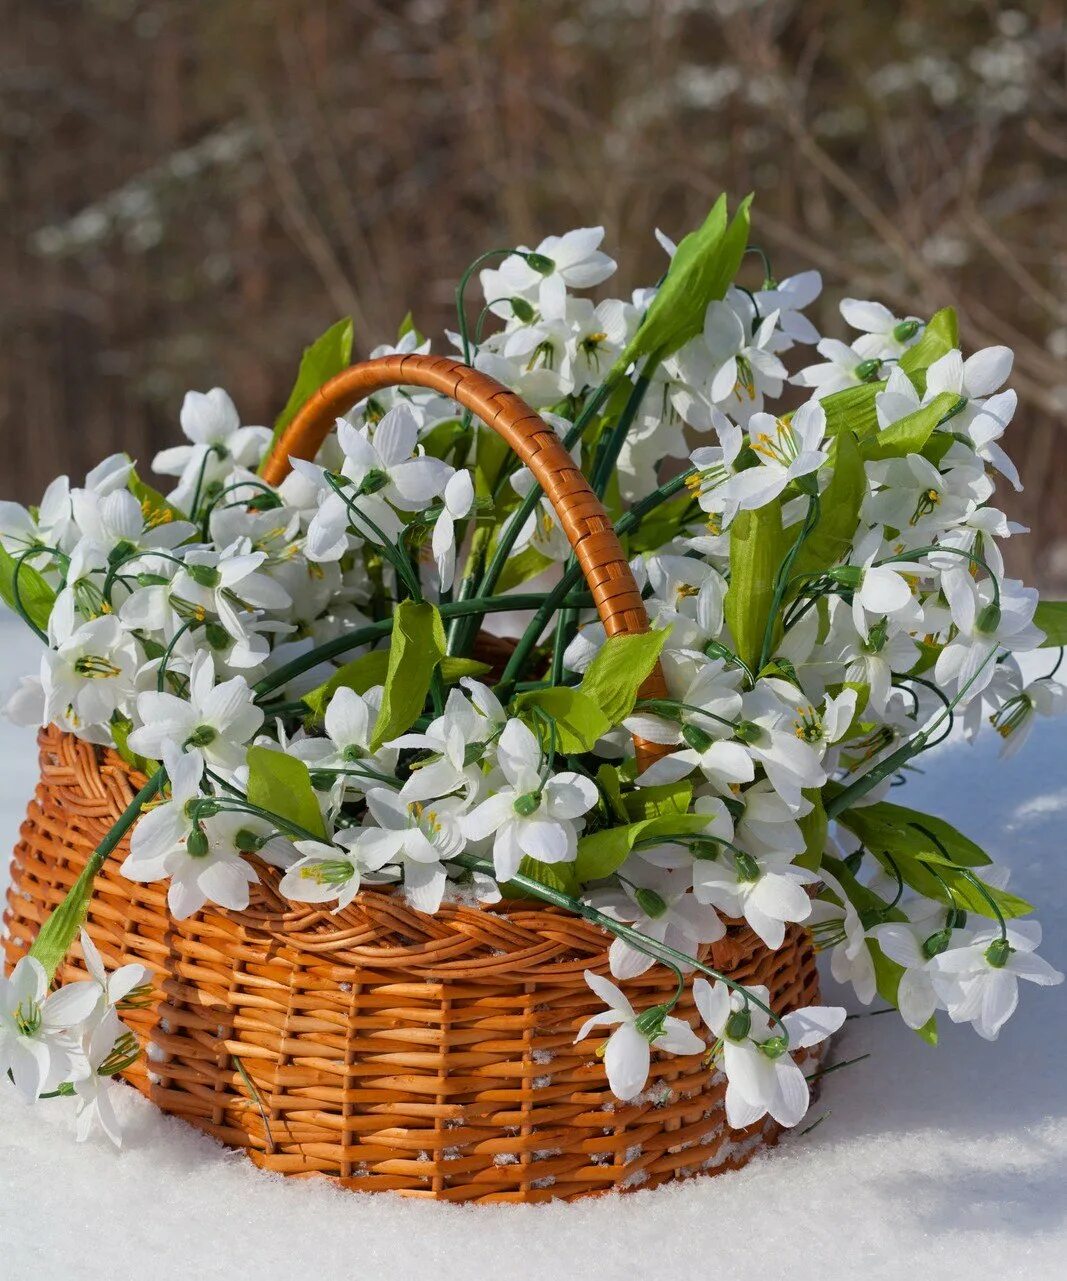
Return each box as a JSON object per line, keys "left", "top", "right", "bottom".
{"left": 252, "top": 591, "right": 594, "bottom": 699}
{"left": 758, "top": 489, "right": 820, "bottom": 673}
{"left": 452, "top": 852, "right": 788, "bottom": 1040}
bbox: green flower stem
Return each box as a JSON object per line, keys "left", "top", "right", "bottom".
{"left": 825, "top": 646, "right": 999, "bottom": 819}
{"left": 758, "top": 489, "right": 821, "bottom": 674}
{"left": 450, "top": 380, "right": 617, "bottom": 656}
{"left": 451, "top": 852, "right": 788, "bottom": 1041}
{"left": 29, "top": 767, "right": 167, "bottom": 980}
{"left": 252, "top": 591, "right": 595, "bottom": 700}
{"left": 495, "top": 469, "right": 695, "bottom": 697}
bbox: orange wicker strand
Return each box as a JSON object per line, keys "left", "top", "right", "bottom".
{"left": 3, "top": 357, "right": 824, "bottom": 1202}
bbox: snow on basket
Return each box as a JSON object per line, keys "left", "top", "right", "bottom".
{"left": 2, "top": 195, "right": 1063, "bottom": 1203}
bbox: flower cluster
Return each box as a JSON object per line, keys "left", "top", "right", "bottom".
{"left": 2, "top": 196, "right": 1062, "bottom": 1143}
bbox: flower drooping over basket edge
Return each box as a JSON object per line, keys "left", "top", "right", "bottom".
{"left": 1, "top": 195, "right": 1063, "bottom": 1145}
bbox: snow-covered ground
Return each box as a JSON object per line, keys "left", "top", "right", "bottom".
{"left": 1, "top": 616, "right": 1064, "bottom": 1281}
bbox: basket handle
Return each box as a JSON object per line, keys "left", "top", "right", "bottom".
{"left": 261, "top": 353, "right": 671, "bottom": 769}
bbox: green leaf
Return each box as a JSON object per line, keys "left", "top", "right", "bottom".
{"left": 0, "top": 545, "right": 56, "bottom": 634}
{"left": 796, "top": 788, "right": 827, "bottom": 872}
{"left": 513, "top": 856, "right": 580, "bottom": 899}
{"left": 792, "top": 427, "right": 864, "bottom": 578}
{"left": 626, "top": 491, "right": 696, "bottom": 555}
{"left": 863, "top": 390, "right": 962, "bottom": 461}
{"left": 420, "top": 418, "right": 468, "bottom": 463}
{"left": 246, "top": 745, "right": 326, "bottom": 840}
{"left": 595, "top": 763, "right": 629, "bottom": 822}
{"left": 898, "top": 307, "right": 958, "bottom": 394}
{"left": 110, "top": 711, "right": 154, "bottom": 775}
{"left": 1034, "top": 601, "right": 1067, "bottom": 647}
{"left": 574, "top": 812, "right": 711, "bottom": 883}
{"left": 614, "top": 194, "right": 751, "bottom": 373}
{"left": 578, "top": 628, "right": 669, "bottom": 727}
{"left": 821, "top": 382, "right": 883, "bottom": 441}
{"left": 836, "top": 800, "right": 990, "bottom": 868}
{"left": 512, "top": 686, "right": 612, "bottom": 754}
{"left": 724, "top": 498, "right": 787, "bottom": 673}
{"left": 259, "top": 317, "right": 354, "bottom": 473}
{"left": 497, "top": 544, "right": 554, "bottom": 593}
{"left": 369, "top": 600, "right": 447, "bottom": 750}
{"left": 303, "top": 650, "right": 487, "bottom": 722}
{"left": 621, "top": 779, "right": 693, "bottom": 822}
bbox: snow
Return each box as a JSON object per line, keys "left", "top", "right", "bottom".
{"left": 1, "top": 618, "right": 1064, "bottom": 1280}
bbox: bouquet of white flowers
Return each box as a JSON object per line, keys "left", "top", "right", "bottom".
{"left": 2, "top": 194, "right": 1063, "bottom": 1171}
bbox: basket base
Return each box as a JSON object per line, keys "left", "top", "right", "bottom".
{"left": 3, "top": 727, "right": 824, "bottom": 1203}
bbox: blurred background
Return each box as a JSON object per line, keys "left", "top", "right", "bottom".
{"left": 2, "top": 0, "right": 1065, "bottom": 585}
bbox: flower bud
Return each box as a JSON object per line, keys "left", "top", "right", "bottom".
{"left": 107, "top": 539, "right": 138, "bottom": 567}
{"left": 234, "top": 827, "right": 264, "bottom": 853}
{"left": 758, "top": 1034, "right": 788, "bottom": 1060}
{"left": 856, "top": 357, "right": 882, "bottom": 382}
{"left": 186, "top": 824, "right": 210, "bottom": 858}
{"left": 634, "top": 888, "right": 669, "bottom": 919}
{"left": 976, "top": 602, "right": 1001, "bottom": 635}
{"left": 136, "top": 572, "right": 171, "bottom": 587}
{"left": 945, "top": 907, "right": 968, "bottom": 931}
{"left": 358, "top": 468, "right": 390, "bottom": 496}
{"left": 893, "top": 319, "right": 920, "bottom": 343}
{"left": 634, "top": 1003, "right": 669, "bottom": 1042}
{"left": 984, "top": 937, "right": 1012, "bottom": 969}
{"left": 725, "top": 1006, "right": 752, "bottom": 1041}
{"left": 184, "top": 724, "right": 218, "bottom": 749}
{"left": 732, "top": 720, "right": 762, "bottom": 745}
{"left": 186, "top": 563, "right": 223, "bottom": 589}
{"left": 733, "top": 851, "right": 761, "bottom": 882}
{"left": 524, "top": 252, "right": 555, "bottom": 275}
{"left": 513, "top": 790, "right": 543, "bottom": 817}
{"left": 309, "top": 771, "right": 334, "bottom": 791}
{"left": 829, "top": 564, "right": 862, "bottom": 589}
{"left": 510, "top": 296, "right": 535, "bottom": 322}
{"left": 681, "top": 723, "right": 714, "bottom": 753}
{"left": 921, "top": 927, "right": 952, "bottom": 960}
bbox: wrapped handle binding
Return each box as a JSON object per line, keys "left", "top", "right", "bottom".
{"left": 262, "top": 353, "right": 671, "bottom": 769}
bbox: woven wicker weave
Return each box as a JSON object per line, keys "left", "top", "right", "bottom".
{"left": 3, "top": 356, "right": 823, "bottom": 1202}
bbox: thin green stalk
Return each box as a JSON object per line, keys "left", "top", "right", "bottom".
{"left": 758, "top": 489, "right": 820, "bottom": 673}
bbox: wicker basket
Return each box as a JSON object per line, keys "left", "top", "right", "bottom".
{"left": 3, "top": 355, "right": 822, "bottom": 1202}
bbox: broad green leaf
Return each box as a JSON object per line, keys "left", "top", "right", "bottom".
{"left": 796, "top": 788, "right": 827, "bottom": 872}
{"left": 574, "top": 812, "right": 711, "bottom": 883}
{"left": 497, "top": 544, "right": 554, "bottom": 593}
{"left": 578, "top": 628, "right": 669, "bottom": 727}
{"left": 595, "top": 763, "right": 629, "bottom": 822}
{"left": 513, "top": 686, "right": 612, "bottom": 754}
{"left": 369, "top": 600, "right": 447, "bottom": 750}
{"left": 246, "top": 745, "right": 326, "bottom": 839}
{"left": 898, "top": 307, "right": 958, "bottom": 394}
{"left": 420, "top": 417, "right": 468, "bottom": 463}
{"left": 791, "top": 427, "right": 864, "bottom": 578}
{"left": 626, "top": 491, "right": 696, "bottom": 555}
{"left": 304, "top": 650, "right": 487, "bottom": 721}
{"left": 260, "top": 317, "right": 354, "bottom": 472}
{"left": 0, "top": 545, "right": 56, "bottom": 633}
{"left": 1034, "top": 601, "right": 1067, "bottom": 647}
{"left": 621, "top": 779, "right": 693, "bottom": 822}
{"left": 821, "top": 382, "right": 883, "bottom": 441}
{"left": 509, "top": 856, "right": 580, "bottom": 899}
{"left": 110, "top": 710, "right": 154, "bottom": 775}
{"left": 474, "top": 422, "right": 512, "bottom": 499}
{"left": 863, "top": 390, "right": 962, "bottom": 461}
{"left": 614, "top": 194, "right": 751, "bottom": 373}
{"left": 724, "top": 498, "right": 787, "bottom": 673}
{"left": 836, "top": 800, "right": 990, "bottom": 868}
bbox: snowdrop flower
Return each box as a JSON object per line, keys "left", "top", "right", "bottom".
{"left": 595, "top": 866, "right": 725, "bottom": 980}
{"left": 823, "top": 601, "right": 920, "bottom": 714}
{"left": 336, "top": 407, "right": 453, "bottom": 513}
{"left": 732, "top": 683, "right": 828, "bottom": 809}
{"left": 793, "top": 337, "right": 883, "bottom": 399}
{"left": 393, "top": 686, "right": 496, "bottom": 805}
{"left": 431, "top": 470, "right": 474, "bottom": 592}
{"left": 987, "top": 674, "right": 1067, "bottom": 757}
{"left": 0, "top": 956, "right": 97, "bottom": 1101}
{"left": 930, "top": 920, "right": 1063, "bottom": 1040}
{"left": 126, "top": 650, "right": 263, "bottom": 769}
{"left": 754, "top": 270, "right": 822, "bottom": 350}
{"left": 935, "top": 576, "right": 1042, "bottom": 697}
{"left": 732, "top": 780, "right": 809, "bottom": 858}
{"left": 840, "top": 298, "right": 921, "bottom": 360}
{"left": 964, "top": 391, "right": 1021, "bottom": 490}
{"left": 170, "top": 544, "right": 292, "bottom": 645}
{"left": 864, "top": 452, "right": 991, "bottom": 543}
{"left": 153, "top": 388, "right": 271, "bottom": 512}
{"left": 924, "top": 345, "right": 1013, "bottom": 426}
{"left": 461, "top": 719, "right": 598, "bottom": 881}
{"left": 41, "top": 614, "right": 140, "bottom": 739}
{"left": 871, "top": 916, "right": 968, "bottom": 1030}
{"left": 348, "top": 789, "right": 466, "bottom": 914}
{"left": 686, "top": 413, "right": 745, "bottom": 519}
{"left": 845, "top": 528, "right": 927, "bottom": 641}
{"left": 693, "top": 845, "right": 817, "bottom": 950}
{"left": 290, "top": 685, "right": 397, "bottom": 802}
{"left": 119, "top": 746, "right": 259, "bottom": 918}
{"left": 69, "top": 487, "right": 194, "bottom": 560}
{"left": 562, "top": 297, "right": 636, "bottom": 390}
{"left": 810, "top": 892, "right": 877, "bottom": 1005}
{"left": 694, "top": 979, "right": 845, "bottom": 1128}
{"left": 70, "top": 1011, "right": 133, "bottom": 1147}
{"left": 279, "top": 831, "right": 392, "bottom": 911}
{"left": 723, "top": 401, "right": 827, "bottom": 511}
{"left": 479, "top": 227, "right": 616, "bottom": 322}
{"left": 676, "top": 302, "right": 786, "bottom": 425}
{"left": 77, "top": 929, "right": 150, "bottom": 1019}
{"left": 575, "top": 970, "right": 703, "bottom": 1101}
